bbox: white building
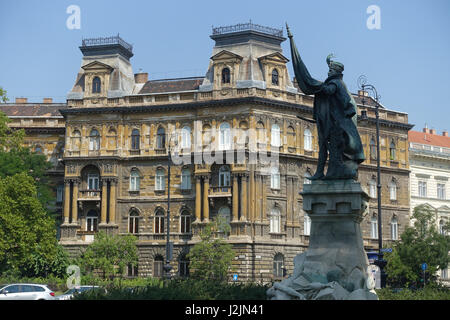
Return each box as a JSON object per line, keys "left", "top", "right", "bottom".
{"left": 409, "top": 127, "right": 450, "bottom": 284}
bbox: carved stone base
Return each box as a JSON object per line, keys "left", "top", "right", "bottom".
{"left": 267, "top": 179, "right": 377, "bottom": 300}
{"left": 60, "top": 223, "right": 80, "bottom": 239}
{"left": 98, "top": 223, "right": 119, "bottom": 235}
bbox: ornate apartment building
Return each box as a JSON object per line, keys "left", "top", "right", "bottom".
{"left": 0, "top": 23, "right": 414, "bottom": 282}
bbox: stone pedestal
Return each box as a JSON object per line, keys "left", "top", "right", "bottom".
{"left": 98, "top": 223, "right": 119, "bottom": 235}
{"left": 60, "top": 223, "right": 79, "bottom": 239}
{"left": 267, "top": 180, "right": 377, "bottom": 300}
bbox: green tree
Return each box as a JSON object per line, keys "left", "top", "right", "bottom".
{"left": 0, "top": 172, "right": 61, "bottom": 276}
{"left": 385, "top": 204, "right": 450, "bottom": 287}
{"left": 0, "top": 87, "right": 8, "bottom": 103}
{"left": 80, "top": 232, "right": 138, "bottom": 280}
{"left": 187, "top": 217, "right": 235, "bottom": 282}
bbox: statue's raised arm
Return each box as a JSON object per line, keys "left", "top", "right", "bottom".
{"left": 286, "top": 24, "right": 322, "bottom": 95}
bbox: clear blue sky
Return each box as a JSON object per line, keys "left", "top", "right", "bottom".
{"left": 1, "top": 0, "right": 449, "bottom": 133}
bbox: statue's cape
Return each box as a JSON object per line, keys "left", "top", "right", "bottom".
{"left": 289, "top": 35, "right": 365, "bottom": 163}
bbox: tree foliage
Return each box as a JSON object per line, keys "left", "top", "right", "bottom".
{"left": 187, "top": 217, "right": 235, "bottom": 282}
{"left": 385, "top": 204, "right": 450, "bottom": 287}
{"left": 80, "top": 232, "right": 139, "bottom": 279}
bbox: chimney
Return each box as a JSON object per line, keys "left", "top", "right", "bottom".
{"left": 43, "top": 98, "right": 53, "bottom": 104}
{"left": 423, "top": 127, "right": 430, "bottom": 134}
{"left": 443, "top": 131, "right": 448, "bottom": 137}
{"left": 134, "top": 72, "right": 148, "bottom": 84}
{"left": 430, "top": 128, "right": 436, "bottom": 135}
{"left": 15, "top": 97, "right": 28, "bottom": 103}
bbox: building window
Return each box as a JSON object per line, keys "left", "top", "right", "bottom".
{"left": 128, "top": 210, "right": 139, "bottom": 234}
{"left": 389, "top": 180, "right": 397, "bottom": 201}
{"left": 181, "top": 126, "right": 191, "bottom": 149}
{"left": 180, "top": 210, "right": 191, "bottom": 234}
{"left": 56, "top": 184, "right": 64, "bottom": 203}
{"left": 369, "top": 178, "right": 376, "bottom": 198}
{"left": 271, "top": 123, "right": 281, "bottom": 147}
{"left": 131, "top": 129, "right": 140, "bottom": 150}
{"left": 273, "top": 253, "right": 284, "bottom": 278}
{"left": 86, "top": 210, "right": 98, "bottom": 232}
{"left": 437, "top": 183, "right": 446, "bottom": 200}
{"left": 89, "top": 129, "right": 100, "bottom": 151}
{"left": 153, "top": 255, "right": 164, "bottom": 278}
{"left": 87, "top": 173, "right": 99, "bottom": 190}
{"left": 179, "top": 256, "right": 190, "bottom": 278}
{"left": 304, "top": 214, "right": 311, "bottom": 236}
{"left": 219, "top": 166, "right": 231, "bottom": 187}
{"left": 155, "top": 168, "right": 165, "bottom": 191}
{"left": 219, "top": 122, "right": 231, "bottom": 150}
{"left": 371, "top": 216, "right": 378, "bottom": 239}
{"left": 389, "top": 140, "right": 396, "bottom": 160}
{"left": 130, "top": 170, "right": 140, "bottom": 191}
{"left": 418, "top": 181, "right": 427, "bottom": 197}
{"left": 270, "top": 208, "right": 281, "bottom": 233}
{"left": 181, "top": 168, "right": 191, "bottom": 190}
{"left": 127, "top": 264, "right": 138, "bottom": 277}
{"left": 272, "top": 69, "right": 279, "bottom": 85}
{"left": 271, "top": 166, "right": 280, "bottom": 189}
{"left": 72, "top": 129, "right": 81, "bottom": 151}
{"left": 441, "top": 268, "right": 448, "bottom": 280}
{"left": 222, "top": 67, "right": 230, "bottom": 84}
{"left": 304, "top": 128, "right": 313, "bottom": 151}
{"left": 370, "top": 138, "right": 377, "bottom": 160}
{"left": 155, "top": 209, "right": 165, "bottom": 234}
{"left": 391, "top": 217, "right": 398, "bottom": 240}
{"left": 439, "top": 220, "right": 446, "bottom": 235}
{"left": 92, "top": 77, "right": 101, "bottom": 94}
{"left": 156, "top": 127, "right": 166, "bottom": 149}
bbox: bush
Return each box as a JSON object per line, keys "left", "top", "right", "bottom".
{"left": 376, "top": 286, "right": 450, "bottom": 300}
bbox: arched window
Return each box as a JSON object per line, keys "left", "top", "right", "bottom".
{"left": 389, "top": 180, "right": 397, "bottom": 201}
{"left": 131, "top": 129, "right": 140, "bottom": 150}
{"left": 86, "top": 210, "right": 98, "bottom": 232}
{"left": 128, "top": 210, "right": 139, "bottom": 234}
{"left": 304, "top": 172, "right": 312, "bottom": 185}
{"left": 222, "top": 67, "right": 230, "bottom": 84}
{"left": 391, "top": 217, "right": 398, "bottom": 240}
{"left": 155, "top": 209, "right": 165, "bottom": 234}
{"left": 155, "top": 168, "right": 165, "bottom": 191}
{"left": 271, "top": 166, "right": 280, "bottom": 189}
{"left": 219, "top": 122, "right": 231, "bottom": 150}
{"left": 107, "top": 128, "right": 117, "bottom": 150}
{"left": 273, "top": 253, "right": 284, "bottom": 278}
{"left": 92, "top": 77, "right": 101, "bottom": 93}
{"left": 72, "top": 129, "right": 81, "bottom": 151}
{"left": 270, "top": 207, "right": 281, "bottom": 233}
{"left": 370, "top": 137, "right": 377, "bottom": 160}
{"left": 271, "top": 69, "right": 279, "bottom": 85}
{"left": 181, "top": 126, "right": 191, "bottom": 149}
{"left": 271, "top": 123, "right": 281, "bottom": 147}
{"left": 180, "top": 210, "right": 191, "bottom": 234}
{"left": 389, "top": 139, "right": 396, "bottom": 160}
{"left": 179, "top": 254, "right": 190, "bottom": 278}
{"left": 153, "top": 255, "right": 164, "bottom": 278}
{"left": 369, "top": 178, "right": 377, "bottom": 198}
{"left": 156, "top": 127, "right": 166, "bottom": 149}
{"left": 181, "top": 168, "right": 191, "bottom": 190}
{"left": 89, "top": 129, "right": 100, "bottom": 151}
{"left": 304, "top": 214, "right": 311, "bottom": 236}
{"left": 371, "top": 216, "right": 378, "bottom": 239}
{"left": 219, "top": 166, "right": 231, "bottom": 187}
{"left": 304, "top": 128, "right": 313, "bottom": 151}
{"left": 130, "top": 170, "right": 140, "bottom": 191}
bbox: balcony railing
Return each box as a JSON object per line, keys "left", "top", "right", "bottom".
{"left": 79, "top": 190, "right": 101, "bottom": 200}
{"left": 81, "top": 35, "right": 133, "bottom": 52}
{"left": 209, "top": 186, "right": 232, "bottom": 197}
{"left": 212, "top": 21, "right": 283, "bottom": 37}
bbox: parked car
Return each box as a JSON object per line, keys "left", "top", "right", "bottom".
{"left": 0, "top": 283, "right": 56, "bottom": 300}
{"left": 57, "top": 286, "right": 102, "bottom": 300}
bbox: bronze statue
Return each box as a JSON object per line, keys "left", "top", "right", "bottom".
{"left": 287, "top": 24, "right": 365, "bottom": 180}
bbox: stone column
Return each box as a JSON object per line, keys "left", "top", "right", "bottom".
{"left": 232, "top": 174, "right": 239, "bottom": 222}
{"left": 262, "top": 175, "right": 267, "bottom": 221}
{"left": 255, "top": 173, "right": 261, "bottom": 222}
{"left": 240, "top": 174, "right": 248, "bottom": 221}
{"left": 109, "top": 179, "right": 117, "bottom": 224}
{"left": 63, "top": 180, "right": 71, "bottom": 223}
{"left": 101, "top": 179, "right": 108, "bottom": 224}
{"left": 71, "top": 179, "right": 79, "bottom": 224}
{"left": 195, "top": 176, "right": 202, "bottom": 222}
{"left": 203, "top": 176, "right": 209, "bottom": 222}
{"left": 250, "top": 169, "right": 255, "bottom": 221}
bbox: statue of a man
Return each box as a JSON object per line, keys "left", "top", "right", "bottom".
{"left": 287, "top": 25, "right": 365, "bottom": 180}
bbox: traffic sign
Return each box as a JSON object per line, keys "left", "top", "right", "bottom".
{"left": 233, "top": 274, "right": 238, "bottom": 281}
{"left": 381, "top": 248, "right": 392, "bottom": 253}
{"left": 421, "top": 263, "right": 427, "bottom": 271}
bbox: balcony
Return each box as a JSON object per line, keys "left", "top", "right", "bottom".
{"left": 78, "top": 189, "right": 101, "bottom": 201}
{"left": 209, "top": 186, "right": 232, "bottom": 197}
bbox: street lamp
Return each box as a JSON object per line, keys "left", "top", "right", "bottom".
{"left": 358, "top": 75, "right": 387, "bottom": 288}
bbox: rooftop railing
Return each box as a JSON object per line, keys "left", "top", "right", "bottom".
{"left": 212, "top": 21, "right": 283, "bottom": 37}
{"left": 81, "top": 34, "right": 133, "bottom": 52}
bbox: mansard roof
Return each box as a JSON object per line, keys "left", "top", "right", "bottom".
{"left": 138, "top": 77, "right": 204, "bottom": 94}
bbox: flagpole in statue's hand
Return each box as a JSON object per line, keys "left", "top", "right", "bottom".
{"left": 286, "top": 22, "right": 293, "bottom": 38}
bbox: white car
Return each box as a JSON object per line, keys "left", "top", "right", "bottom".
{"left": 0, "top": 283, "right": 56, "bottom": 300}
{"left": 57, "top": 286, "right": 102, "bottom": 300}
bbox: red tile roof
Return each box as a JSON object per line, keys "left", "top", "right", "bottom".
{"left": 409, "top": 130, "right": 450, "bottom": 148}
{"left": 0, "top": 103, "right": 67, "bottom": 117}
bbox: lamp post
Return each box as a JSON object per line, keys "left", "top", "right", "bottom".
{"left": 358, "top": 75, "right": 387, "bottom": 288}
